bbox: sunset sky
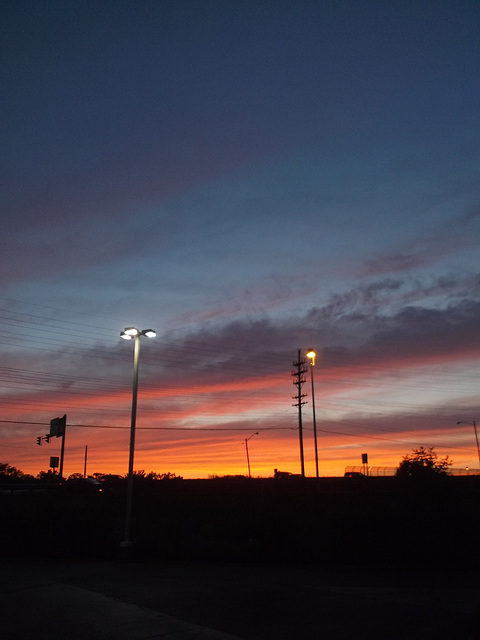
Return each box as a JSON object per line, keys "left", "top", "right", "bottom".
{"left": 2, "top": 0, "right": 479, "bottom": 479}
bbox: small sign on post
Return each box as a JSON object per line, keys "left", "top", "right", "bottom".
{"left": 50, "top": 456, "right": 59, "bottom": 469}
{"left": 362, "top": 453, "right": 368, "bottom": 477}
{"left": 50, "top": 415, "right": 66, "bottom": 438}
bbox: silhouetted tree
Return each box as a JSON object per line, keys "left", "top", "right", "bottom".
{"left": 0, "top": 462, "right": 34, "bottom": 481}
{"left": 36, "top": 469, "right": 60, "bottom": 482}
{"left": 396, "top": 446, "right": 451, "bottom": 478}
{"left": 132, "top": 470, "right": 182, "bottom": 481}
{"left": 145, "top": 471, "right": 182, "bottom": 480}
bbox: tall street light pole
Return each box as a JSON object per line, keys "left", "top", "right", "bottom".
{"left": 457, "top": 420, "right": 480, "bottom": 468}
{"left": 120, "top": 327, "right": 156, "bottom": 548}
{"left": 306, "top": 349, "right": 319, "bottom": 478}
{"left": 245, "top": 432, "right": 259, "bottom": 478}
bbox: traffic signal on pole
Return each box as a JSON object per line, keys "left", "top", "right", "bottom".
{"left": 36, "top": 436, "right": 42, "bottom": 446}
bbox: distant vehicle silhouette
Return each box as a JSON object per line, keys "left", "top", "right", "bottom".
{"left": 274, "top": 469, "right": 299, "bottom": 478}
{"left": 344, "top": 471, "right": 365, "bottom": 478}
{"left": 63, "top": 477, "right": 103, "bottom": 492}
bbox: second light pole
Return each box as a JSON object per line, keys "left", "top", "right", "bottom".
{"left": 245, "top": 432, "right": 259, "bottom": 478}
{"left": 120, "top": 327, "right": 156, "bottom": 548}
{"left": 457, "top": 419, "right": 480, "bottom": 469}
{"left": 306, "top": 349, "right": 319, "bottom": 478}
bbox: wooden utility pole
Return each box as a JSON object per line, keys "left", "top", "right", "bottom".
{"left": 292, "top": 349, "right": 307, "bottom": 477}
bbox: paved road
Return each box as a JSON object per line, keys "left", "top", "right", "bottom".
{"left": 2, "top": 560, "right": 479, "bottom": 639}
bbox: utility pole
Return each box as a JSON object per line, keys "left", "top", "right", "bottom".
{"left": 49, "top": 414, "right": 67, "bottom": 479}
{"left": 292, "top": 349, "right": 307, "bottom": 477}
{"left": 58, "top": 415, "right": 67, "bottom": 480}
{"left": 83, "top": 445, "right": 88, "bottom": 478}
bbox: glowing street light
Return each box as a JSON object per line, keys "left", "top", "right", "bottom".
{"left": 120, "top": 327, "right": 156, "bottom": 548}
{"left": 306, "top": 349, "right": 319, "bottom": 478}
{"left": 457, "top": 419, "right": 480, "bottom": 468}
{"left": 245, "top": 432, "right": 259, "bottom": 478}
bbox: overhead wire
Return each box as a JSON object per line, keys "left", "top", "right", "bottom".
{"left": 0, "top": 297, "right": 478, "bottom": 458}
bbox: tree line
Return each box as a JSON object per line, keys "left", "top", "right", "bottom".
{"left": 1, "top": 446, "right": 452, "bottom": 481}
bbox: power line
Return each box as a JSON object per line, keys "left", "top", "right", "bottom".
{"left": 0, "top": 419, "right": 296, "bottom": 431}
{"left": 0, "top": 296, "right": 479, "bottom": 462}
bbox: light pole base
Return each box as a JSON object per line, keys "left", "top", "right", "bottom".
{"left": 120, "top": 540, "right": 133, "bottom": 549}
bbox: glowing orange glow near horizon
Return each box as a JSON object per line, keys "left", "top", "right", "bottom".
{"left": 3, "top": 413, "right": 479, "bottom": 480}
{"left": 1, "top": 347, "right": 479, "bottom": 479}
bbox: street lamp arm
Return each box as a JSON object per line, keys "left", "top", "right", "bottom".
{"left": 245, "top": 432, "right": 259, "bottom": 478}
{"left": 121, "top": 327, "right": 156, "bottom": 340}
{"left": 457, "top": 419, "right": 480, "bottom": 469}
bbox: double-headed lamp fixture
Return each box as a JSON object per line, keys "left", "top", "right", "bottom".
{"left": 121, "top": 327, "right": 156, "bottom": 339}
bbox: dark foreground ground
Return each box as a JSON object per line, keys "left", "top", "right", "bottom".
{"left": 2, "top": 477, "right": 480, "bottom": 638}
{"left": 2, "top": 559, "right": 480, "bottom": 639}
{"left": 3, "top": 476, "right": 480, "bottom": 566}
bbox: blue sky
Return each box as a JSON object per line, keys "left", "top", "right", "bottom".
{"left": 1, "top": 0, "right": 479, "bottom": 478}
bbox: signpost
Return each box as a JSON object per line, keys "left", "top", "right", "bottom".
{"left": 362, "top": 453, "right": 368, "bottom": 476}
{"left": 35, "top": 415, "right": 67, "bottom": 477}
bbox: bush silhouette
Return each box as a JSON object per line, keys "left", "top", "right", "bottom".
{"left": 396, "top": 446, "right": 451, "bottom": 479}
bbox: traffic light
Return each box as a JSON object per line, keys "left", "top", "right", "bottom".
{"left": 45, "top": 434, "right": 50, "bottom": 443}
{"left": 36, "top": 436, "right": 42, "bottom": 446}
